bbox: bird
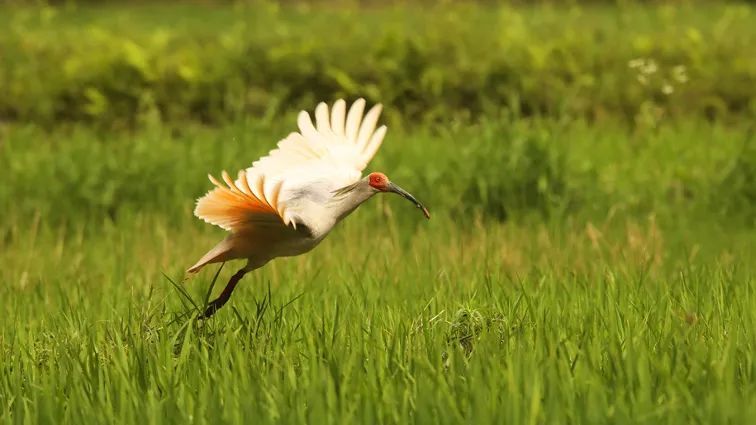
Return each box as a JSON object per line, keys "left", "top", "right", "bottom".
{"left": 188, "top": 98, "right": 430, "bottom": 318}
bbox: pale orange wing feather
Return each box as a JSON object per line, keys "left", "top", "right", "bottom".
{"left": 194, "top": 170, "right": 284, "bottom": 232}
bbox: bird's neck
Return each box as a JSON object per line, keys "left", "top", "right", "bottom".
{"left": 329, "top": 184, "right": 376, "bottom": 223}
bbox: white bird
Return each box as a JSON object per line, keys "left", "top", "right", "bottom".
{"left": 188, "top": 99, "right": 430, "bottom": 317}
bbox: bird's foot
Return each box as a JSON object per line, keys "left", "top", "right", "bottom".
{"left": 200, "top": 297, "right": 228, "bottom": 319}
{"left": 198, "top": 267, "right": 246, "bottom": 320}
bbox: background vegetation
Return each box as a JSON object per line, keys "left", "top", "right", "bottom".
{"left": 1, "top": 1, "right": 754, "bottom": 424}
{"left": 1, "top": 1, "right": 755, "bottom": 127}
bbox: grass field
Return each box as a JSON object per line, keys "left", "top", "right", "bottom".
{"left": 1, "top": 1, "right": 755, "bottom": 424}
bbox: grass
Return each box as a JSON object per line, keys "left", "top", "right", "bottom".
{"left": 1, "top": 117, "right": 754, "bottom": 424}
{"left": 1, "top": 1, "right": 755, "bottom": 424}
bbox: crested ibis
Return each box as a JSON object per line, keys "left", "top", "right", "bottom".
{"left": 188, "top": 99, "right": 430, "bottom": 317}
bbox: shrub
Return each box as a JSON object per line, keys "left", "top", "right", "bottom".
{"left": 1, "top": 2, "right": 754, "bottom": 128}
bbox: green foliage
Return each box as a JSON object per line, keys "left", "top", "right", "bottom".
{"left": 1, "top": 2, "right": 755, "bottom": 127}
{"left": 717, "top": 127, "right": 756, "bottom": 216}
{"left": 2, "top": 118, "right": 753, "bottom": 227}
{"left": 2, "top": 115, "right": 753, "bottom": 424}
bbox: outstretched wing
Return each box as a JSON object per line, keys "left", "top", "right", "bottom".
{"left": 194, "top": 98, "right": 387, "bottom": 233}
{"left": 193, "top": 170, "right": 286, "bottom": 232}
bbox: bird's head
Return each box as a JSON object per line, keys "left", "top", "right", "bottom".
{"left": 367, "top": 172, "right": 430, "bottom": 219}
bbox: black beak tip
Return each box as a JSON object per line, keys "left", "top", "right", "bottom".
{"left": 421, "top": 207, "right": 430, "bottom": 219}
{"left": 387, "top": 182, "right": 430, "bottom": 220}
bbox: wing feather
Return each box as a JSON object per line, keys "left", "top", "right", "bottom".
{"left": 194, "top": 173, "right": 282, "bottom": 232}
{"left": 297, "top": 110, "right": 322, "bottom": 145}
{"left": 331, "top": 99, "right": 346, "bottom": 137}
{"left": 222, "top": 170, "right": 243, "bottom": 194}
{"left": 345, "top": 98, "right": 366, "bottom": 141}
{"left": 238, "top": 170, "right": 253, "bottom": 196}
{"left": 315, "top": 102, "right": 332, "bottom": 136}
{"left": 356, "top": 104, "right": 382, "bottom": 150}
{"left": 363, "top": 125, "right": 387, "bottom": 168}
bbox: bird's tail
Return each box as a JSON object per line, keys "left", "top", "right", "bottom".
{"left": 187, "top": 238, "right": 235, "bottom": 274}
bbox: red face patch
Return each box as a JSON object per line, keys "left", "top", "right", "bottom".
{"left": 368, "top": 172, "right": 389, "bottom": 191}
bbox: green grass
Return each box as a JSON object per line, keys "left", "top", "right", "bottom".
{"left": 1, "top": 210, "right": 753, "bottom": 424}
{"left": 1, "top": 117, "right": 755, "bottom": 424}
{"left": 2, "top": 1, "right": 756, "bottom": 424}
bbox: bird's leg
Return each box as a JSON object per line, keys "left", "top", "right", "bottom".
{"left": 201, "top": 268, "right": 247, "bottom": 318}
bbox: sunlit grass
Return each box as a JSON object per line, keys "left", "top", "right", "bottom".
{"left": 1, "top": 118, "right": 755, "bottom": 423}
{"left": 1, "top": 210, "right": 754, "bottom": 423}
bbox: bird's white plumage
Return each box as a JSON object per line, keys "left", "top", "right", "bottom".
{"left": 258, "top": 98, "right": 385, "bottom": 177}
{"left": 194, "top": 98, "right": 387, "bottom": 233}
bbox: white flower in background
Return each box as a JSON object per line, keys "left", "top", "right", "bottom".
{"left": 628, "top": 58, "right": 658, "bottom": 74}
{"left": 673, "top": 65, "right": 688, "bottom": 83}
{"left": 630, "top": 58, "right": 688, "bottom": 95}
{"left": 628, "top": 58, "right": 645, "bottom": 69}
{"left": 640, "top": 59, "right": 658, "bottom": 75}
{"left": 662, "top": 82, "right": 674, "bottom": 95}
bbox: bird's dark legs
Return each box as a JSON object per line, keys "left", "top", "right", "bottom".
{"left": 202, "top": 268, "right": 247, "bottom": 318}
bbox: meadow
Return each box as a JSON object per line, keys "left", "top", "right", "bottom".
{"left": 1, "top": 1, "right": 755, "bottom": 424}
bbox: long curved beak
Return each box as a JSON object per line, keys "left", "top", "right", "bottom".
{"left": 387, "top": 182, "right": 431, "bottom": 219}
